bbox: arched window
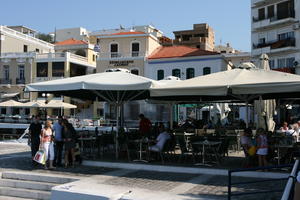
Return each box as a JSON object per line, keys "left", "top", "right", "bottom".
{"left": 131, "top": 42, "right": 140, "bottom": 57}
{"left": 186, "top": 68, "right": 195, "bottom": 79}
{"left": 172, "top": 69, "right": 181, "bottom": 78}
{"left": 157, "top": 70, "right": 164, "bottom": 80}
{"left": 131, "top": 69, "right": 139, "bottom": 75}
{"left": 203, "top": 67, "right": 211, "bottom": 75}
{"left": 110, "top": 43, "right": 119, "bottom": 57}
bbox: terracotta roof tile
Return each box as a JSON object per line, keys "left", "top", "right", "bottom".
{"left": 148, "top": 46, "right": 219, "bottom": 59}
{"left": 55, "top": 38, "right": 88, "bottom": 46}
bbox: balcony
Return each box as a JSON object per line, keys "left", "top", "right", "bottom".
{"left": 173, "top": 37, "right": 207, "bottom": 44}
{"left": 33, "top": 77, "right": 64, "bottom": 83}
{"left": 16, "top": 78, "right": 25, "bottom": 85}
{"left": 252, "top": 38, "right": 296, "bottom": 56}
{"left": 0, "top": 79, "right": 12, "bottom": 85}
{"left": 98, "top": 51, "right": 147, "bottom": 60}
{"left": 252, "top": 13, "right": 295, "bottom": 30}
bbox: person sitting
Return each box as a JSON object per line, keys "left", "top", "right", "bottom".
{"left": 180, "top": 119, "right": 196, "bottom": 130}
{"left": 138, "top": 114, "right": 152, "bottom": 138}
{"left": 280, "top": 122, "right": 289, "bottom": 131}
{"left": 149, "top": 125, "right": 171, "bottom": 152}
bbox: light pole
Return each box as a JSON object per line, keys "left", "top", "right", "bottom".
{"left": 42, "top": 93, "right": 50, "bottom": 120}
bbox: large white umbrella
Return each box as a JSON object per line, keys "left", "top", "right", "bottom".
{"left": 151, "top": 63, "right": 300, "bottom": 101}
{"left": 25, "top": 71, "right": 157, "bottom": 159}
{"left": 0, "top": 100, "right": 23, "bottom": 107}
{"left": 41, "top": 100, "right": 77, "bottom": 109}
{"left": 20, "top": 100, "right": 46, "bottom": 108}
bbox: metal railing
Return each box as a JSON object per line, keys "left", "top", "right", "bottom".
{"left": 16, "top": 78, "right": 25, "bottom": 84}
{"left": 228, "top": 164, "right": 294, "bottom": 200}
{"left": 252, "top": 11, "right": 295, "bottom": 22}
{"left": 98, "top": 51, "right": 147, "bottom": 59}
{"left": 0, "top": 79, "right": 12, "bottom": 84}
{"left": 253, "top": 37, "right": 296, "bottom": 49}
{"left": 281, "top": 159, "right": 299, "bottom": 200}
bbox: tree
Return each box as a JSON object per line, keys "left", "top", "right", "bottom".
{"left": 36, "top": 33, "right": 53, "bottom": 43}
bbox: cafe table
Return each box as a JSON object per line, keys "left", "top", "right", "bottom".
{"left": 192, "top": 140, "right": 221, "bottom": 166}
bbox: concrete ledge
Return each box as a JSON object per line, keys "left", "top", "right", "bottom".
{"left": 51, "top": 178, "right": 206, "bottom": 200}
{"left": 82, "top": 160, "right": 289, "bottom": 179}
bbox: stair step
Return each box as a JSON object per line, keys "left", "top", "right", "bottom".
{"left": 0, "top": 195, "right": 34, "bottom": 200}
{"left": 0, "top": 179, "right": 57, "bottom": 191}
{"left": 2, "top": 172, "right": 77, "bottom": 184}
{"left": 0, "top": 186, "right": 51, "bottom": 200}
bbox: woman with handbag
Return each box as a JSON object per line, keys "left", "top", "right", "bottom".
{"left": 41, "top": 120, "right": 55, "bottom": 169}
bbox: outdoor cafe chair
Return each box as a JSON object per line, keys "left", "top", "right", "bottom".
{"left": 176, "top": 135, "right": 195, "bottom": 163}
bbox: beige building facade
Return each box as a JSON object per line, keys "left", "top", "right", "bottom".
{"left": 95, "top": 26, "right": 162, "bottom": 75}
{"left": 173, "top": 23, "right": 215, "bottom": 51}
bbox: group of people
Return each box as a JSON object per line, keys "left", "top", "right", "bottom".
{"left": 241, "top": 128, "right": 268, "bottom": 168}
{"left": 29, "top": 115, "right": 77, "bottom": 169}
{"left": 280, "top": 121, "right": 300, "bottom": 141}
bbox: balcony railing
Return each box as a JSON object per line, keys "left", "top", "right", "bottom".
{"left": 253, "top": 37, "right": 296, "bottom": 49}
{"left": 0, "top": 79, "right": 12, "bottom": 84}
{"left": 16, "top": 78, "right": 25, "bottom": 84}
{"left": 253, "top": 11, "right": 295, "bottom": 22}
{"left": 98, "top": 51, "right": 147, "bottom": 59}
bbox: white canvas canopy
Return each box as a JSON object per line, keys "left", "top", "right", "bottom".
{"left": 25, "top": 71, "right": 157, "bottom": 159}
{"left": 20, "top": 100, "right": 46, "bottom": 108}
{"left": 151, "top": 63, "right": 300, "bottom": 101}
{"left": 0, "top": 100, "right": 23, "bottom": 107}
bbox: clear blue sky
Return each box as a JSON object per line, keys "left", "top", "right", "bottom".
{"left": 1, "top": 0, "right": 251, "bottom": 51}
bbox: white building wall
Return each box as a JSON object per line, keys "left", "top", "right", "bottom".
{"left": 55, "top": 27, "right": 89, "bottom": 42}
{"left": 145, "top": 55, "right": 226, "bottom": 80}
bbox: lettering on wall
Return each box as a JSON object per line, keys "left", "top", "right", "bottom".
{"left": 109, "top": 60, "right": 134, "bottom": 66}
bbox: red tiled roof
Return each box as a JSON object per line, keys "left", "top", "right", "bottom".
{"left": 106, "top": 31, "right": 145, "bottom": 36}
{"left": 55, "top": 38, "right": 88, "bottom": 46}
{"left": 148, "top": 46, "right": 219, "bottom": 59}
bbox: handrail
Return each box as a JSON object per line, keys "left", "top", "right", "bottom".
{"left": 228, "top": 163, "right": 294, "bottom": 200}
{"left": 281, "top": 159, "right": 299, "bottom": 200}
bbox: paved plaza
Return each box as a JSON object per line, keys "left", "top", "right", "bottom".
{"left": 0, "top": 142, "right": 287, "bottom": 199}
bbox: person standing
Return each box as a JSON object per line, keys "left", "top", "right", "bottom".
{"left": 53, "top": 116, "right": 63, "bottom": 167}
{"left": 62, "top": 119, "right": 76, "bottom": 168}
{"left": 256, "top": 128, "right": 268, "bottom": 168}
{"left": 41, "top": 120, "right": 55, "bottom": 169}
{"left": 29, "top": 115, "right": 42, "bottom": 166}
{"left": 139, "top": 114, "right": 152, "bottom": 138}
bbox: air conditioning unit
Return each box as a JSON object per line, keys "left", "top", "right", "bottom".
{"left": 294, "top": 60, "right": 299, "bottom": 67}
{"left": 292, "top": 23, "right": 300, "bottom": 30}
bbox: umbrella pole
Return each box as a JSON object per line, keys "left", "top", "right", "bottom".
{"left": 170, "top": 103, "right": 173, "bottom": 130}
{"left": 246, "top": 101, "right": 249, "bottom": 128}
{"left": 115, "top": 103, "right": 120, "bottom": 160}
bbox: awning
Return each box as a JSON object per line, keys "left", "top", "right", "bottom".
{"left": 1, "top": 92, "right": 19, "bottom": 98}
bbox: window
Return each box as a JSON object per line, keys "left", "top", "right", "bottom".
{"left": 52, "top": 62, "right": 64, "bottom": 77}
{"left": 23, "top": 45, "right": 28, "bottom": 52}
{"left": 110, "top": 43, "right": 119, "bottom": 57}
{"left": 186, "top": 68, "right": 195, "bottom": 79}
{"left": 18, "top": 65, "right": 25, "bottom": 80}
{"left": 278, "top": 32, "right": 294, "bottom": 40}
{"left": 132, "top": 42, "right": 140, "bottom": 57}
{"left": 172, "top": 69, "right": 181, "bottom": 78}
{"left": 203, "top": 67, "right": 211, "bottom": 75}
{"left": 286, "top": 57, "right": 295, "bottom": 68}
{"left": 269, "top": 60, "right": 275, "bottom": 69}
{"left": 157, "top": 70, "right": 164, "bottom": 80}
{"left": 267, "top": 5, "right": 275, "bottom": 19}
{"left": 277, "top": 1, "right": 292, "bottom": 20}
{"left": 182, "top": 35, "right": 191, "bottom": 41}
{"left": 278, "top": 58, "right": 286, "bottom": 68}
{"left": 93, "top": 55, "right": 96, "bottom": 61}
{"left": 258, "top": 8, "right": 265, "bottom": 20}
{"left": 131, "top": 69, "right": 139, "bottom": 75}
{"left": 36, "top": 48, "right": 40, "bottom": 53}
{"left": 258, "top": 38, "right": 266, "bottom": 44}
{"left": 3, "top": 65, "right": 9, "bottom": 80}
{"left": 36, "top": 62, "right": 48, "bottom": 77}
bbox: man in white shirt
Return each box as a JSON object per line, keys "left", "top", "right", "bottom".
{"left": 149, "top": 125, "right": 171, "bottom": 152}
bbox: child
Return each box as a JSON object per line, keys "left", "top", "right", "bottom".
{"left": 256, "top": 128, "right": 268, "bottom": 168}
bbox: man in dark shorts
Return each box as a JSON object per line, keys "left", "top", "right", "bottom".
{"left": 29, "top": 115, "right": 42, "bottom": 166}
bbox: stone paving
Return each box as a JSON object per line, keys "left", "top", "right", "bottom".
{"left": 0, "top": 142, "right": 288, "bottom": 200}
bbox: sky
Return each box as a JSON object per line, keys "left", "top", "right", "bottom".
{"left": 1, "top": 0, "right": 251, "bottom": 52}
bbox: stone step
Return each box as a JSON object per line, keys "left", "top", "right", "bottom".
{"left": 0, "top": 195, "right": 34, "bottom": 200}
{"left": 1, "top": 171, "right": 77, "bottom": 184}
{"left": 0, "top": 179, "right": 57, "bottom": 191}
{"left": 0, "top": 186, "right": 51, "bottom": 200}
